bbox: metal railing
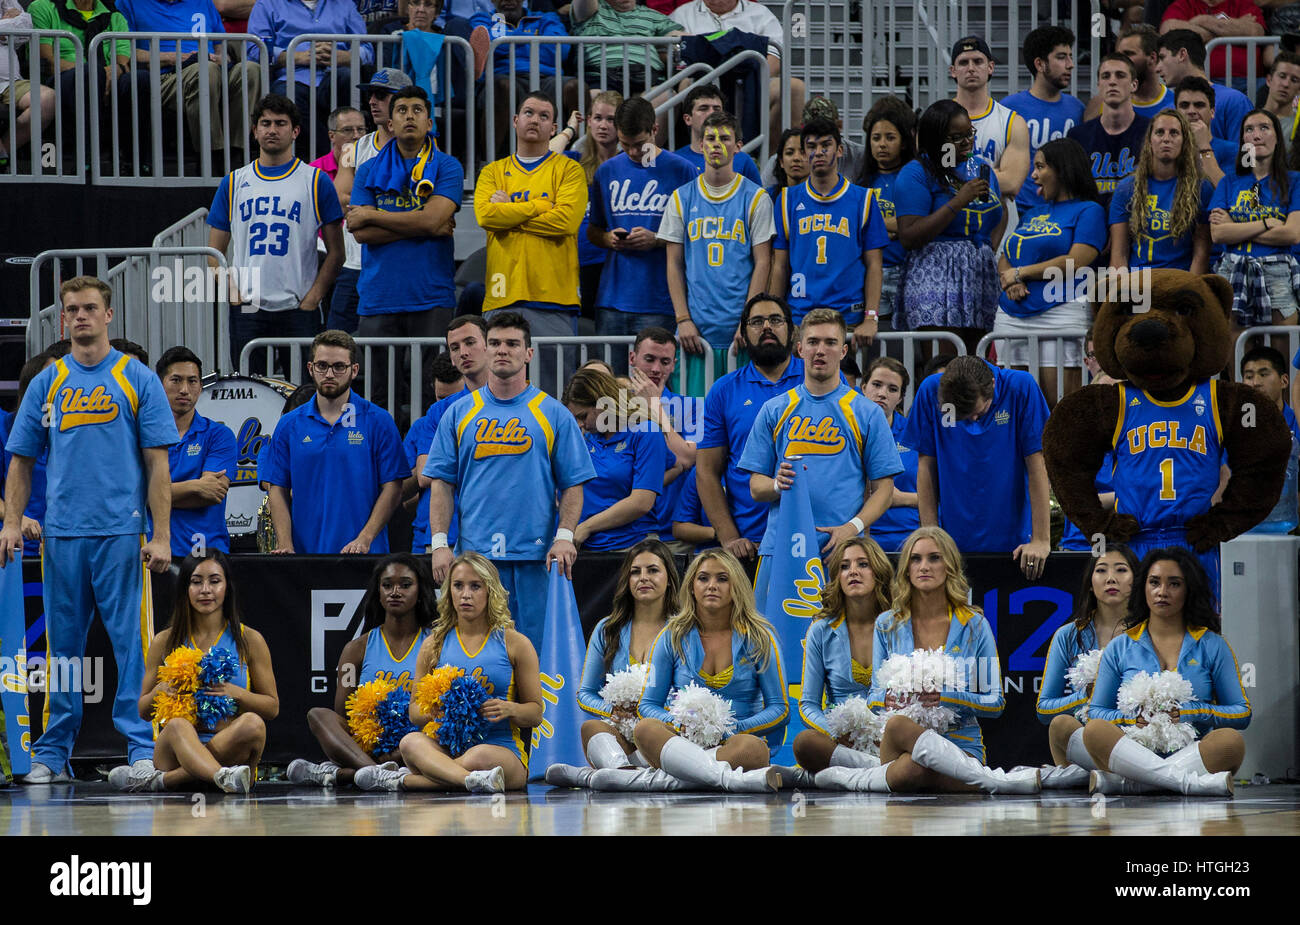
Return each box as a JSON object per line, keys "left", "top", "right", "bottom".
{"left": 874, "top": 330, "right": 966, "bottom": 407}
{"left": 1234, "top": 325, "right": 1300, "bottom": 379}
{"left": 0, "top": 29, "right": 85, "bottom": 182}
{"left": 977, "top": 327, "right": 1090, "bottom": 403}
{"left": 1206, "top": 36, "right": 1279, "bottom": 96}
{"left": 87, "top": 32, "right": 269, "bottom": 184}
{"left": 646, "top": 50, "right": 772, "bottom": 164}
{"left": 29, "top": 246, "right": 230, "bottom": 373}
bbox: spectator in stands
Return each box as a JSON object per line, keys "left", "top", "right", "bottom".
{"left": 695, "top": 292, "right": 801, "bottom": 563}
{"left": 895, "top": 99, "right": 1004, "bottom": 356}
{"left": 670, "top": 467, "right": 714, "bottom": 551}
{"left": 902, "top": 354, "right": 1052, "bottom": 579}
{"left": 262, "top": 329, "right": 407, "bottom": 554}
{"left": 761, "top": 97, "right": 864, "bottom": 189}
{"left": 587, "top": 97, "right": 694, "bottom": 350}
{"left": 671, "top": 0, "right": 803, "bottom": 144}
{"left": 386, "top": 0, "right": 476, "bottom": 118}
{"left": 29, "top": 0, "right": 153, "bottom": 167}
{"left": 552, "top": 90, "right": 621, "bottom": 324}
{"left": 1067, "top": 53, "right": 1150, "bottom": 210}
{"left": 0, "top": 0, "right": 56, "bottom": 170}
{"left": 1160, "top": 0, "right": 1266, "bottom": 94}
{"left": 856, "top": 97, "right": 915, "bottom": 331}
{"left": 407, "top": 314, "right": 489, "bottom": 554}
{"left": 569, "top": 0, "right": 681, "bottom": 100}
{"left": 157, "top": 346, "right": 236, "bottom": 558}
{"left": 118, "top": 0, "right": 262, "bottom": 166}
{"left": 1085, "top": 24, "right": 1177, "bottom": 122}
{"left": 1005, "top": 26, "right": 1086, "bottom": 217}
{"left": 859, "top": 356, "right": 917, "bottom": 553}
{"left": 1156, "top": 29, "right": 1253, "bottom": 139}
{"left": 475, "top": 91, "right": 587, "bottom": 394}
{"left": 1241, "top": 345, "right": 1300, "bottom": 532}
{"left": 674, "top": 83, "right": 762, "bottom": 184}
{"left": 110, "top": 339, "right": 149, "bottom": 365}
{"left": 770, "top": 116, "right": 888, "bottom": 353}
{"left": 216, "top": 0, "right": 252, "bottom": 34}
{"left": 431, "top": 349, "right": 464, "bottom": 399}
{"left": 248, "top": 0, "right": 375, "bottom": 161}
{"left": 1175, "top": 75, "right": 1237, "bottom": 184}
{"left": 766, "top": 127, "right": 808, "bottom": 202}
{"left": 1209, "top": 108, "right": 1300, "bottom": 344}
{"left": 1110, "top": 108, "right": 1214, "bottom": 272}
{"left": 473, "top": 0, "right": 574, "bottom": 155}
{"left": 1260, "top": 51, "right": 1300, "bottom": 150}
{"left": 995, "top": 137, "right": 1106, "bottom": 406}
{"left": 312, "top": 106, "right": 364, "bottom": 180}
{"left": 951, "top": 35, "right": 1031, "bottom": 220}
{"left": 207, "top": 94, "right": 344, "bottom": 378}
{"left": 424, "top": 311, "right": 596, "bottom": 649}
{"left": 658, "top": 109, "right": 773, "bottom": 396}
{"left": 563, "top": 367, "right": 667, "bottom": 551}
{"left": 349, "top": 85, "right": 463, "bottom": 412}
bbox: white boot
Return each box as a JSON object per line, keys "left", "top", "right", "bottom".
{"left": 628, "top": 750, "right": 650, "bottom": 768}
{"left": 1104, "top": 736, "right": 1232, "bottom": 797}
{"left": 657, "top": 737, "right": 781, "bottom": 793}
{"left": 589, "top": 767, "right": 688, "bottom": 792}
{"left": 910, "top": 729, "right": 1040, "bottom": 794}
{"left": 1089, "top": 770, "right": 1160, "bottom": 795}
{"left": 544, "top": 763, "right": 595, "bottom": 788}
{"left": 1066, "top": 726, "right": 1098, "bottom": 771}
{"left": 1035, "top": 764, "right": 1090, "bottom": 789}
{"left": 586, "top": 732, "right": 632, "bottom": 770}
{"left": 830, "top": 745, "right": 881, "bottom": 769}
{"left": 815, "top": 762, "right": 893, "bottom": 792}
{"left": 769, "top": 765, "right": 817, "bottom": 789}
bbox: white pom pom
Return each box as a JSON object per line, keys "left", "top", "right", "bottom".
{"left": 1117, "top": 670, "right": 1198, "bottom": 755}
{"left": 599, "top": 663, "right": 649, "bottom": 740}
{"left": 874, "top": 653, "right": 914, "bottom": 693}
{"left": 1065, "top": 648, "right": 1103, "bottom": 692}
{"left": 877, "top": 648, "right": 963, "bottom": 733}
{"left": 824, "top": 696, "right": 886, "bottom": 755}
{"left": 667, "top": 683, "right": 737, "bottom": 748}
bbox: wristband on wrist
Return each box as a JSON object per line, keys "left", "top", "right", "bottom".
{"left": 554, "top": 528, "right": 575, "bottom": 543}
{"left": 849, "top": 516, "right": 865, "bottom": 533}
{"left": 430, "top": 533, "right": 449, "bottom": 550}
{"left": 675, "top": 315, "right": 692, "bottom": 324}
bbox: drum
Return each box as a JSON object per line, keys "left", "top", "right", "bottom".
{"left": 196, "top": 374, "right": 295, "bottom": 536}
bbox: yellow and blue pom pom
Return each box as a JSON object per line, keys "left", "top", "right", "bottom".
{"left": 435, "top": 674, "right": 490, "bottom": 756}
{"left": 194, "top": 648, "right": 239, "bottom": 730}
{"left": 157, "top": 646, "right": 203, "bottom": 695}
{"left": 347, "top": 679, "right": 416, "bottom": 756}
{"left": 153, "top": 690, "right": 198, "bottom": 727}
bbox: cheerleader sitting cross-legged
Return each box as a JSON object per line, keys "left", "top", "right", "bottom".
{"left": 545, "top": 539, "right": 680, "bottom": 788}
{"left": 817, "top": 527, "right": 1039, "bottom": 793}
{"left": 1082, "top": 547, "right": 1249, "bottom": 797}
{"left": 114, "top": 552, "right": 279, "bottom": 794}
{"left": 289, "top": 554, "right": 435, "bottom": 788}
{"left": 362, "top": 553, "right": 543, "bottom": 793}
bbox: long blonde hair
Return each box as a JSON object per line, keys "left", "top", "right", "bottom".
{"left": 1127, "top": 109, "right": 1202, "bottom": 244}
{"left": 579, "top": 90, "right": 623, "bottom": 182}
{"left": 561, "top": 367, "right": 647, "bottom": 431}
{"left": 667, "top": 550, "right": 777, "bottom": 671}
{"left": 888, "top": 526, "right": 979, "bottom": 623}
{"left": 817, "top": 537, "right": 893, "bottom": 621}
{"left": 428, "top": 552, "right": 515, "bottom": 662}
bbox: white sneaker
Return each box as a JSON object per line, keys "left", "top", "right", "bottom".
{"left": 130, "top": 758, "right": 156, "bottom": 774}
{"left": 464, "top": 766, "right": 505, "bottom": 793}
{"left": 108, "top": 765, "right": 165, "bottom": 792}
{"left": 354, "top": 764, "right": 409, "bottom": 792}
{"left": 286, "top": 759, "right": 339, "bottom": 787}
{"left": 214, "top": 765, "right": 252, "bottom": 794}
{"left": 22, "top": 762, "right": 72, "bottom": 784}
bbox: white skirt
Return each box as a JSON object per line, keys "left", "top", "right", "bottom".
{"left": 992, "top": 298, "right": 1090, "bottom": 367}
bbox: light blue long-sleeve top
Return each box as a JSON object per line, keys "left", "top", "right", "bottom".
{"left": 577, "top": 617, "right": 636, "bottom": 718}
{"left": 799, "top": 615, "right": 875, "bottom": 735}
{"left": 1035, "top": 621, "right": 1099, "bottom": 724}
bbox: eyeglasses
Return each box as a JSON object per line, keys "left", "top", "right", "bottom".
{"left": 311, "top": 361, "right": 353, "bottom": 375}
{"left": 944, "top": 129, "right": 976, "bottom": 144}
{"left": 746, "top": 316, "right": 789, "bottom": 330}
{"left": 331, "top": 125, "right": 367, "bottom": 136}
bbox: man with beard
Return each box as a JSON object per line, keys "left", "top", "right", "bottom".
{"left": 261, "top": 330, "right": 407, "bottom": 554}
{"left": 695, "top": 293, "right": 804, "bottom": 565}
{"left": 1004, "top": 26, "right": 1086, "bottom": 214}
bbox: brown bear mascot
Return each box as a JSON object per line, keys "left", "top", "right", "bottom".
{"left": 1043, "top": 270, "right": 1292, "bottom": 563}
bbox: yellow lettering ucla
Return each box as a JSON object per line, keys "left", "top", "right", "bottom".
{"left": 797, "top": 214, "right": 850, "bottom": 236}
{"left": 58, "top": 386, "right": 120, "bottom": 431}
{"left": 1126, "top": 423, "right": 1207, "bottom": 455}
{"left": 685, "top": 216, "right": 748, "bottom": 243}
{"left": 473, "top": 416, "right": 533, "bottom": 459}
{"left": 375, "top": 669, "right": 415, "bottom": 690}
{"left": 785, "top": 415, "right": 847, "bottom": 455}
{"left": 530, "top": 671, "right": 565, "bottom": 747}
{"left": 470, "top": 665, "right": 496, "bottom": 696}
{"left": 783, "top": 557, "right": 825, "bottom": 619}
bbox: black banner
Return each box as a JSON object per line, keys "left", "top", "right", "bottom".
{"left": 34, "top": 552, "right": 1089, "bottom": 770}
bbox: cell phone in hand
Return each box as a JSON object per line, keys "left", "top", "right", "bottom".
{"left": 978, "top": 163, "right": 991, "bottom": 185}
{"left": 613, "top": 229, "right": 630, "bottom": 240}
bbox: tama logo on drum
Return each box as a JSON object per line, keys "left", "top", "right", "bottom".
{"left": 210, "top": 387, "right": 257, "bottom": 400}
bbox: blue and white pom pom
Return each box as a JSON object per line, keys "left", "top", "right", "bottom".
{"left": 874, "top": 648, "right": 960, "bottom": 732}
{"left": 1066, "top": 648, "right": 1103, "bottom": 721}
{"left": 599, "top": 663, "right": 649, "bottom": 741}
{"left": 824, "top": 696, "right": 885, "bottom": 755}
{"left": 667, "top": 683, "right": 736, "bottom": 748}
{"left": 1117, "top": 670, "right": 1198, "bottom": 755}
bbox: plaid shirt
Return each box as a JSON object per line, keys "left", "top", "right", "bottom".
{"left": 1218, "top": 251, "right": 1300, "bottom": 326}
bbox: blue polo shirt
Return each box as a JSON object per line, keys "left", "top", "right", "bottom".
{"left": 404, "top": 386, "right": 468, "bottom": 552}
{"left": 580, "top": 426, "right": 667, "bottom": 551}
{"left": 901, "top": 361, "right": 1049, "bottom": 553}
{"left": 869, "top": 410, "right": 919, "bottom": 553}
{"left": 167, "top": 412, "right": 237, "bottom": 557}
{"left": 650, "top": 385, "right": 693, "bottom": 534}
{"left": 699, "top": 356, "right": 805, "bottom": 544}
{"left": 117, "top": 0, "right": 227, "bottom": 61}
{"left": 259, "top": 391, "right": 408, "bottom": 554}
{"left": 671, "top": 466, "right": 714, "bottom": 554}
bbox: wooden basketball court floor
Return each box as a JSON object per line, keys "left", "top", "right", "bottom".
{"left": 4, "top": 781, "right": 1299, "bottom": 836}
